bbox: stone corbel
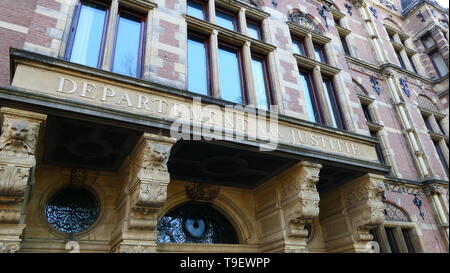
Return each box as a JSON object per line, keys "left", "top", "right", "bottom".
{"left": 344, "top": 173, "right": 385, "bottom": 252}
{"left": 279, "top": 161, "right": 322, "bottom": 251}
{"left": 0, "top": 107, "right": 46, "bottom": 253}
{"left": 112, "top": 133, "right": 176, "bottom": 252}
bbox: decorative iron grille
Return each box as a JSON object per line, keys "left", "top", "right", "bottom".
{"left": 156, "top": 202, "right": 238, "bottom": 244}
{"left": 45, "top": 188, "right": 99, "bottom": 233}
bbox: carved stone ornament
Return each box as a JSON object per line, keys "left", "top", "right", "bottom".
{"left": 136, "top": 181, "right": 167, "bottom": 207}
{"left": 351, "top": 0, "right": 366, "bottom": 8}
{"left": 0, "top": 165, "right": 30, "bottom": 197}
{"left": 288, "top": 11, "right": 322, "bottom": 34}
{"left": 280, "top": 161, "right": 322, "bottom": 240}
{"left": 115, "top": 244, "right": 156, "bottom": 253}
{"left": 141, "top": 142, "right": 171, "bottom": 173}
{"left": 379, "top": 0, "right": 398, "bottom": 11}
{"left": 185, "top": 182, "right": 220, "bottom": 201}
{"left": 0, "top": 242, "right": 20, "bottom": 253}
{"left": 0, "top": 117, "right": 39, "bottom": 157}
{"left": 128, "top": 207, "right": 158, "bottom": 230}
{"left": 424, "top": 184, "right": 444, "bottom": 196}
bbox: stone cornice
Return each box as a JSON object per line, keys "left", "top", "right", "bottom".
{"left": 294, "top": 54, "right": 341, "bottom": 76}
{"left": 287, "top": 22, "right": 331, "bottom": 45}
{"left": 336, "top": 25, "right": 351, "bottom": 37}
{"left": 119, "top": 0, "right": 157, "bottom": 11}
{"left": 402, "top": 0, "right": 449, "bottom": 18}
{"left": 215, "top": 0, "right": 269, "bottom": 19}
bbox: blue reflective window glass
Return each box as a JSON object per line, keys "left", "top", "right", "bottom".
{"left": 322, "top": 78, "right": 344, "bottom": 129}
{"left": 247, "top": 21, "right": 261, "bottom": 40}
{"left": 187, "top": 0, "right": 205, "bottom": 20}
{"left": 112, "top": 13, "right": 142, "bottom": 77}
{"left": 188, "top": 37, "right": 209, "bottom": 95}
{"left": 218, "top": 46, "right": 243, "bottom": 104}
{"left": 69, "top": 3, "right": 107, "bottom": 68}
{"left": 299, "top": 71, "right": 319, "bottom": 123}
{"left": 314, "top": 45, "right": 326, "bottom": 63}
{"left": 216, "top": 10, "right": 236, "bottom": 31}
{"left": 252, "top": 57, "right": 269, "bottom": 110}
{"left": 293, "top": 39, "right": 306, "bottom": 56}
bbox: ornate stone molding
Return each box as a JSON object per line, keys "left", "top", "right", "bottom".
{"left": 343, "top": 174, "right": 386, "bottom": 250}
{"left": 0, "top": 117, "right": 39, "bottom": 157}
{"left": 0, "top": 242, "right": 20, "bottom": 253}
{"left": 279, "top": 161, "right": 322, "bottom": 243}
{"left": 288, "top": 11, "right": 322, "bottom": 34}
{"left": 185, "top": 182, "right": 220, "bottom": 201}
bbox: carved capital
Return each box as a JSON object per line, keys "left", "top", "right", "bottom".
{"left": 185, "top": 182, "right": 220, "bottom": 201}
{"left": 424, "top": 184, "right": 444, "bottom": 196}
{"left": 351, "top": 0, "right": 366, "bottom": 8}
{"left": 0, "top": 165, "right": 31, "bottom": 198}
{"left": 381, "top": 68, "right": 395, "bottom": 79}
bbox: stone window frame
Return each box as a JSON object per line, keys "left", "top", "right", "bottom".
{"left": 63, "top": 0, "right": 156, "bottom": 78}
{"left": 384, "top": 24, "right": 419, "bottom": 75}
{"left": 371, "top": 221, "right": 424, "bottom": 253}
{"left": 330, "top": 8, "right": 353, "bottom": 58}
{"left": 287, "top": 17, "right": 347, "bottom": 130}
{"left": 418, "top": 104, "right": 449, "bottom": 179}
{"left": 184, "top": 0, "right": 280, "bottom": 109}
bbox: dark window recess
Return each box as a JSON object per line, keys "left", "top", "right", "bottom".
{"left": 422, "top": 115, "right": 433, "bottom": 132}
{"left": 429, "top": 50, "right": 449, "bottom": 78}
{"left": 362, "top": 104, "right": 373, "bottom": 123}
{"left": 66, "top": 1, "right": 108, "bottom": 68}
{"left": 340, "top": 35, "right": 351, "bottom": 55}
{"left": 402, "top": 229, "right": 416, "bottom": 253}
{"left": 46, "top": 188, "right": 99, "bottom": 233}
{"left": 187, "top": 0, "right": 207, "bottom": 20}
{"left": 369, "top": 229, "right": 384, "bottom": 253}
{"left": 434, "top": 140, "right": 449, "bottom": 177}
{"left": 156, "top": 202, "right": 238, "bottom": 244}
{"left": 408, "top": 55, "right": 418, "bottom": 74}
{"left": 334, "top": 18, "right": 341, "bottom": 27}
{"left": 437, "top": 120, "right": 446, "bottom": 135}
{"left": 396, "top": 51, "right": 406, "bottom": 69}
{"left": 371, "top": 131, "right": 385, "bottom": 164}
{"left": 385, "top": 227, "right": 399, "bottom": 253}
{"left": 421, "top": 34, "right": 436, "bottom": 49}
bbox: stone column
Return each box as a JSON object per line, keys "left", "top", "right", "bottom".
{"left": 311, "top": 65, "right": 334, "bottom": 127}
{"left": 210, "top": 30, "right": 220, "bottom": 99}
{"left": 321, "top": 173, "right": 386, "bottom": 253}
{"left": 111, "top": 133, "right": 176, "bottom": 253}
{"left": 208, "top": 0, "right": 216, "bottom": 24}
{"left": 238, "top": 7, "right": 247, "bottom": 35}
{"left": 0, "top": 107, "right": 46, "bottom": 253}
{"left": 243, "top": 41, "right": 256, "bottom": 106}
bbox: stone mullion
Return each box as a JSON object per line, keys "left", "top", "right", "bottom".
{"left": 382, "top": 69, "right": 431, "bottom": 178}
{"left": 242, "top": 41, "right": 257, "bottom": 106}
{"left": 411, "top": 53, "right": 427, "bottom": 76}
{"left": 210, "top": 30, "right": 220, "bottom": 99}
{"left": 393, "top": 226, "right": 408, "bottom": 253}
{"left": 101, "top": 0, "right": 119, "bottom": 71}
{"left": 112, "top": 133, "right": 176, "bottom": 253}
{"left": 332, "top": 74, "right": 356, "bottom": 132}
{"left": 0, "top": 107, "right": 46, "bottom": 253}
{"left": 208, "top": 0, "right": 216, "bottom": 24}
{"left": 238, "top": 7, "right": 247, "bottom": 36}
{"left": 377, "top": 225, "right": 392, "bottom": 253}
{"left": 304, "top": 34, "right": 315, "bottom": 60}
{"left": 312, "top": 66, "right": 334, "bottom": 127}
{"left": 142, "top": 8, "right": 155, "bottom": 81}
{"left": 400, "top": 49, "right": 414, "bottom": 72}
{"left": 267, "top": 51, "right": 284, "bottom": 112}
{"left": 425, "top": 186, "right": 449, "bottom": 247}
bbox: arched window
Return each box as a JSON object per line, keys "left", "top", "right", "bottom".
{"left": 156, "top": 202, "right": 239, "bottom": 244}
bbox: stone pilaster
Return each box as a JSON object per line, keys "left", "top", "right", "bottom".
{"left": 321, "top": 173, "right": 386, "bottom": 253}
{"left": 424, "top": 184, "right": 449, "bottom": 248}
{"left": 0, "top": 107, "right": 46, "bottom": 253}
{"left": 110, "top": 133, "right": 176, "bottom": 253}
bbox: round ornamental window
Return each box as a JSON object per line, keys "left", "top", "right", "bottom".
{"left": 45, "top": 188, "right": 99, "bottom": 233}
{"left": 156, "top": 202, "right": 238, "bottom": 244}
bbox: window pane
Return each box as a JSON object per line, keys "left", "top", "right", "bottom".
{"left": 218, "top": 47, "right": 243, "bottom": 104}
{"left": 293, "top": 39, "right": 305, "bottom": 56}
{"left": 247, "top": 21, "right": 261, "bottom": 40}
{"left": 409, "top": 55, "right": 418, "bottom": 73}
{"left": 112, "top": 13, "right": 142, "bottom": 77}
{"left": 314, "top": 45, "right": 326, "bottom": 63}
{"left": 402, "top": 229, "right": 415, "bottom": 253}
{"left": 299, "top": 72, "right": 319, "bottom": 123}
{"left": 434, "top": 140, "right": 449, "bottom": 177}
{"left": 322, "top": 79, "right": 343, "bottom": 129}
{"left": 187, "top": 0, "right": 205, "bottom": 20}
{"left": 396, "top": 51, "right": 406, "bottom": 69}
{"left": 216, "top": 10, "right": 236, "bottom": 31}
{"left": 252, "top": 57, "right": 269, "bottom": 110}
{"left": 371, "top": 131, "right": 385, "bottom": 164}
{"left": 422, "top": 35, "right": 435, "bottom": 49}
{"left": 188, "top": 37, "right": 208, "bottom": 95}
{"left": 422, "top": 115, "right": 433, "bottom": 132}
{"left": 70, "top": 3, "right": 107, "bottom": 68}
{"left": 362, "top": 104, "right": 372, "bottom": 123}
{"left": 430, "top": 51, "right": 449, "bottom": 77}
{"left": 340, "top": 36, "right": 350, "bottom": 55}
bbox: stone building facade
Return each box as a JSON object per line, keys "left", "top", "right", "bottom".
{"left": 0, "top": 0, "right": 448, "bottom": 253}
